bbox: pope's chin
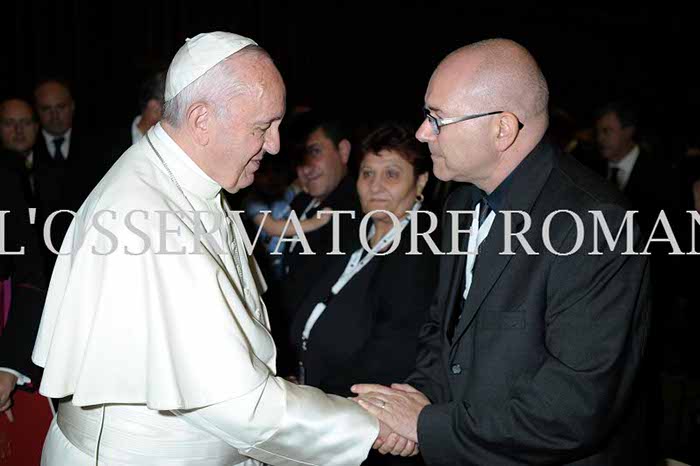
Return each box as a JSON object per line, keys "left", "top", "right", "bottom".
{"left": 224, "top": 172, "right": 254, "bottom": 193}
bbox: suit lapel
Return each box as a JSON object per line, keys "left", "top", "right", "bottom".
{"left": 449, "top": 213, "right": 524, "bottom": 353}
{"left": 449, "top": 141, "right": 556, "bottom": 349}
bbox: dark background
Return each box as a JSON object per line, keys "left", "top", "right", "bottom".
{"left": 1, "top": 2, "right": 696, "bottom": 158}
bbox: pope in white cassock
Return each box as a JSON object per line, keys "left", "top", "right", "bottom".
{"left": 31, "top": 32, "right": 393, "bottom": 465}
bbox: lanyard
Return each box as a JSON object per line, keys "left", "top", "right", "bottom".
{"left": 288, "top": 198, "right": 321, "bottom": 252}
{"left": 296, "top": 202, "right": 420, "bottom": 384}
{"left": 300, "top": 202, "right": 420, "bottom": 349}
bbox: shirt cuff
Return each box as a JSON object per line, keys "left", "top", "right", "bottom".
{"left": 0, "top": 368, "right": 31, "bottom": 386}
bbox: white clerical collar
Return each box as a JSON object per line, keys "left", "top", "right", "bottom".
{"left": 149, "top": 123, "right": 221, "bottom": 200}
{"left": 609, "top": 144, "right": 639, "bottom": 172}
{"left": 131, "top": 115, "right": 144, "bottom": 144}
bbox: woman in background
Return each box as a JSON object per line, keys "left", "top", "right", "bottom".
{"left": 290, "top": 122, "right": 438, "bottom": 465}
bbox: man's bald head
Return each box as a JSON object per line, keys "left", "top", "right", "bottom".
{"left": 34, "top": 80, "right": 75, "bottom": 136}
{"left": 417, "top": 39, "right": 550, "bottom": 192}
{"left": 432, "top": 38, "right": 549, "bottom": 124}
{"left": 0, "top": 98, "right": 39, "bottom": 153}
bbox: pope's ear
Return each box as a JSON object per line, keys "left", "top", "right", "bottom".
{"left": 186, "top": 102, "right": 211, "bottom": 146}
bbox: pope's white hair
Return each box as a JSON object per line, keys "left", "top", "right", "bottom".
{"left": 162, "top": 45, "right": 267, "bottom": 127}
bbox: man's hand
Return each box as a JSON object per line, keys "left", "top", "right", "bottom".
{"left": 374, "top": 420, "right": 419, "bottom": 457}
{"left": 351, "top": 392, "right": 420, "bottom": 457}
{"left": 0, "top": 371, "right": 18, "bottom": 413}
{"left": 352, "top": 383, "right": 431, "bottom": 444}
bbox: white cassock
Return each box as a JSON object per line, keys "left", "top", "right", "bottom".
{"left": 32, "top": 123, "right": 378, "bottom": 465}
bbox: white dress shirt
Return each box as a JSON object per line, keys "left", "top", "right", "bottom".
{"left": 131, "top": 115, "right": 145, "bottom": 144}
{"left": 42, "top": 128, "right": 72, "bottom": 159}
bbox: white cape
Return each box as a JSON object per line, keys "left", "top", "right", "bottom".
{"left": 32, "top": 124, "right": 275, "bottom": 410}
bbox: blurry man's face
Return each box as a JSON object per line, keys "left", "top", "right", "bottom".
{"left": 207, "top": 61, "right": 286, "bottom": 193}
{"left": 298, "top": 128, "right": 348, "bottom": 200}
{"left": 143, "top": 99, "right": 164, "bottom": 127}
{"left": 0, "top": 99, "right": 39, "bottom": 153}
{"left": 596, "top": 112, "right": 635, "bottom": 162}
{"left": 35, "top": 81, "right": 75, "bottom": 136}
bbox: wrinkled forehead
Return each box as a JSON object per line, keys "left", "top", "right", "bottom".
{"left": 247, "top": 58, "right": 286, "bottom": 110}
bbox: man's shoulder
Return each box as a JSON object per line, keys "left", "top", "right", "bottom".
{"left": 549, "top": 151, "right": 630, "bottom": 213}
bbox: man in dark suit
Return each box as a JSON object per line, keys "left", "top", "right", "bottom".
{"left": 0, "top": 166, "right": 46, "bottom": 413}
{"left": 584, "top": 101, "right": 681, "bottom": 237}
{"left": 32, "top": 79, "right": 108, "bottom": 271}
{"left": 0, "top": 99, "right": 39, "bottom": 201}
{"left": 353, "top": 39, "right": 652, "bottom": 464}
{"left": 593, "top": 102, "right": 688, "bottom": 387}
{"left": 279, "top": 115, "right": 362, "bottom": 312}
{"left": 271, "top": 114, "right": 362, "bottom": 376}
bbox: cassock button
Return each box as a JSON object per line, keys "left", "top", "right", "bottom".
{"left": 451, "top": 364, "right": 462, "bottom": 375}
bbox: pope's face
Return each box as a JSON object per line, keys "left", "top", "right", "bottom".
{"left": 209, "top": 61, "right": 286, "bottom": 193}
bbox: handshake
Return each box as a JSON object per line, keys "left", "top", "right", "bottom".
{"left": 350, "top": 383, "right": 431, "bottom": 458}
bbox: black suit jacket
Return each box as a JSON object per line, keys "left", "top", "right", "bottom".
{"left": 289, "top": 222, "right": 438, "bottom": 398}
{"left": 407, "top": 141, "right": 652, "bottom": 465}
{"left": 32, "top": 129, "right": 111, "bottom": 272}
{"left": 0, "top": 166, "right": 46, "bottom": 384}
{"left": 281, "top": 175, "right": 362, "bottom": 314}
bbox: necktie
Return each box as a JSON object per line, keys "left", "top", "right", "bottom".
{"left": 53, "top": 137, "right": 66, "bottom": 162}
{"left": 608, "top": 166, "right": 621, "bottom": 189}
{"left": 478, "top": 197, "right": 492, "bottom": 226}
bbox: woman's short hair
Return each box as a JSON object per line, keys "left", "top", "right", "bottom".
{"left": 359, "top": 122, "right": 430, "bottom": 178}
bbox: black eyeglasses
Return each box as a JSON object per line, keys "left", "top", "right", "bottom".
{"left": 423, "top": 108, "right": 524, "bottom": 135}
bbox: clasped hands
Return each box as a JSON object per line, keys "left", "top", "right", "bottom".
{"left": 350, "top": 383, "right": 431, "bottom": 457}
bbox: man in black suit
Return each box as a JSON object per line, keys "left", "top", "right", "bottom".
{"left": 0, "top": 166, "right": 46, "bottom": 413}
{"left": 353, "top": 39, "right": 652, "bottom": 464}
{"left": 280, "top": 115, "right": 361, "bottom": 310}
{"left": 32, "top": 79, "right": 108, "bottom": 271}
{"left": 589, "top": 101, "right": 681, "bottom": 237}
{"left": 594, "top": 102, "right": 689, "bottom": 386}
{"left": 0, "top": 98, "right": 39, "bottom": 198}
